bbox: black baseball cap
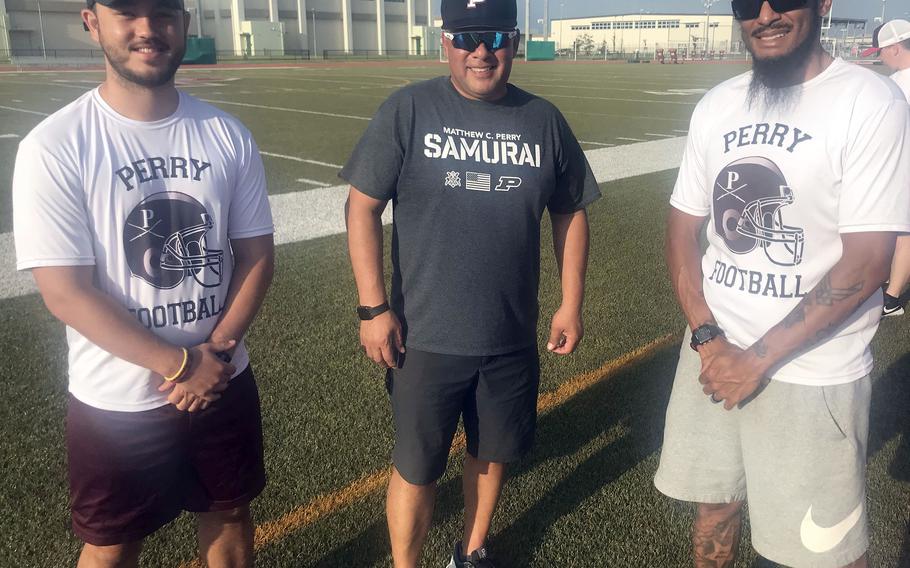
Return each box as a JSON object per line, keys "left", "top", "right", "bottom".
{"left": 441, "top": 0, "right": 517, "bottom": 31}
{"left": 86, "top": 0, "right": 184, "bottom": 9}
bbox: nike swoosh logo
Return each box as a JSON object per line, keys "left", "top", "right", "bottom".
{"left": 800, "top": 502, "right": 863, "bottom": 553}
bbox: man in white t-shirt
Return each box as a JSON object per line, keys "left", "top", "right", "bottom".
{"left": 12, "top": 0, "right": 274, "bottom": 565}
{"left": 654, "top": 1, "right": 910, "bottom": 567}
{"left": 863, "top": 20, "right": 910, "bottom": 317}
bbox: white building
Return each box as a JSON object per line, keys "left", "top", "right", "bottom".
{"left": 549, "top": 12, "right": 742, "bottom": 56}
{"left": 0, "top": 0, "right": 440, "bottom": 57}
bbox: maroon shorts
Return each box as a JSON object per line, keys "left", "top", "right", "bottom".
{"left": 66, "top": 366, "right": 266, "bottom": 546}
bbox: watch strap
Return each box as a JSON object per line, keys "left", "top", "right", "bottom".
{"left": 357, "top": 302, "right": 391, "bottom": 320}
{"left": 690, "top": 324, "right": 725, "bottom": 351}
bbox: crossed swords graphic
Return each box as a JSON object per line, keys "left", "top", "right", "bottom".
{"left": 715, "top": 181, "right": 747, "bottom": 203}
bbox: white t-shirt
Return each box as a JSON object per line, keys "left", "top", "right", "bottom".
{"left": 13, "top": 89, "right": 274, "bottom": 411}
{"left": 671, "top": 58, "right": 910, "bottom": 386}
{"left": 891, "top": 68, "right": 910, "bottom": 101}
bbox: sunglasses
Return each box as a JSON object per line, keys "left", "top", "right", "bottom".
{"left": 731, "top": 0, "right": 809, "bottom": 21}
{"left": 443, "top": 30, "right": 519, "bottom": 52}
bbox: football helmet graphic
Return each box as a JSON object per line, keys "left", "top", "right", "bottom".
{"left": 123, "top": 192, "right": 223, "bottom": 289}
{"left": 713, "top": 156, "right": 804, "bottom": 266}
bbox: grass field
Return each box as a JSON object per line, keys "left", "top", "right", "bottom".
{"left": 1, "top": 60, "right": 909, "bottom": 567}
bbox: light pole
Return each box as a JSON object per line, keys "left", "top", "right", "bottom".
{"left": 638, "top": 8, "right": 643, "bottom": 55}
{"left": 881, "top": 0, "right": 887, "bottom": 23}
{"left": 524, "top": 0, "right": 529, "bottom": 60}
{"left": 543, "top": 0, "right": 549, "bottom": 41}
{"left": 311, "top": 8, "right": 317, "bottom": 58}
{"left": 704, "top": 0, "right": 717, "bottom": 55}
{"left": 559, "top": 2, "right": 564, "bottom": 53}
{"left": 35, "top": 0, "right": 47, "bottom": 59}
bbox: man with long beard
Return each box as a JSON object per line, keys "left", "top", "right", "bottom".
{"left": 12, "top": 0, "right": 274, "bottom": 565}
{"left": 654, "top": 1, "right": 910, "bottom": 566}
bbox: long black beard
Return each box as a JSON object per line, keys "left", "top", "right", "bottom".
{"left": 746, "top": 12, "right": 821, "bottom": 113}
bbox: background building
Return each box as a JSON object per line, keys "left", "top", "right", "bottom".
{"left": 550, "top": 12, "right": 741, "bottom": 57}
{"left": 0, "top": 0, "right": 440, "bottom": 57}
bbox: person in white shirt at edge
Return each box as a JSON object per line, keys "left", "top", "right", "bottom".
{"left": 11, "top": 0, "right": 274, "bottom": 565}
{"left": 653, "top": 0, "right": 910, "bottom": 567}
{"left": 863, "top": 19, "right": 910, "bottom": 317}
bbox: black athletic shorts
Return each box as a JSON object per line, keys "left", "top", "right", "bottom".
{"left": 66, "top": 366, "right": 266, "bottom": 546}
{"left": 387, "top": 346, "right": 540, "bottom": 485}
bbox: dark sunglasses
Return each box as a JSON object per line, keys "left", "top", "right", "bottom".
{"left": 443, "top": 30, "right": 519, "bottom": 52}
{"left": 731, "top": 0, "right": 809, "bottom": 21}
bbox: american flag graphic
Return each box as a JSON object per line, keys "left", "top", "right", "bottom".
{"left": 465, "top": 171, "right": 491, "bottom": 192}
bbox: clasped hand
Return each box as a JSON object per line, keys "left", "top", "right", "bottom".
{"left": 697, "top": 337, "right": 770, "bottom": 410}
{"left": 159, "top": 339, "right": 237, "bottom": 412}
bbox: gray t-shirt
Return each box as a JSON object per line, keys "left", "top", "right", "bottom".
{"left": 341, "top": 76, "right": 600, "bottom": 356}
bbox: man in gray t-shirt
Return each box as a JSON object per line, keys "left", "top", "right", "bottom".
{"left": 343, "top": 0, "right": 599, "bottom": 565}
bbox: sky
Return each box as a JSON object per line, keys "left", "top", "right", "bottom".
{"left": 510, "top": 0, "right": 904, "bottom": 36}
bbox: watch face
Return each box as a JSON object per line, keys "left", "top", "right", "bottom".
{"left": 357, "top": 306, "right": 371, "bottom": 320}
{"left": 694, "top": 328, "right": 711, "bottom": 342}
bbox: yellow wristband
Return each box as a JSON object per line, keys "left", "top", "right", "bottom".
{"left": 164, "top": 347, "right": 189, "bottom": 382}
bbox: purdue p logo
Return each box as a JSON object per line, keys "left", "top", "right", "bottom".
{"left": 467, "top": 0, "right": 485, "bottom": 8}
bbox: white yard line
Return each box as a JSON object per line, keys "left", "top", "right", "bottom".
{"left": 616, "top": 136, "right": 646, "bottom": 142}
{"left": 0, "top": 136, "right": 686, "bottom": 300}
{"left": 0, "top": 104, "right": 49, "bottom": 116}
{"left": 200, "top": 99, "right": 371, "bottom": 121}
{"left": 260, "top": 151, "right": 343, "bottom": 169}
{"left": 297, "top": 177, "right": 332, "bottom": 187}
{"left": 0, "top": 134, "right": 20, "bottom": 139}
{"left": 644, "top": 133, "right": 676, "bottom": 138}
{"left": 535, "top": 92, "right": 698, "bottom": 106}
{"left": 673, "top": 129, "right": 689, "bottom": 134}
{"left": 578, "top": 140, "right": 614, "bottom": 147}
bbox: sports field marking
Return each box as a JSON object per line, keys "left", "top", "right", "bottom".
{"left": 259, "top": 151, "right": 344, "bottom": 169}
{"left": 616, "top": 136, "right": 646, "bottom": 142}
{"left": 645, "top": 133, "right": 676, "bottom": 138}
{"left": 522, "top": 82, "right": 704, "bottom": 96}
{"left": 200, "top": 98, "right": 372, "bottom": 121}
{"left": 0, "top": 136, "right": 686, "bottom": 300}
{"left": 643, "top": 88, "right": 708, "bottom": 96}
{"left": 0, "top": 104, "right": 49, "bottom": 116}
{"left": 176, "top": 333, "right": 679, "bottom": 567}
{"left": 562, "top": 110, "right": 688, "bottom": 123}
{"left": 296, "top": 177, "right": 332, "bottom": 187}
{"left": 235, "top": 74, "right": 407, "bottom": 89}
{"left": 0, "top": 133, "right": 20, "bottom": 139}
{"left": 578, "top": 140, "right": 614, "bottom": 147}
{"left": 533, "top": 92, "right": 698, "bottom": 106}
{"left": 240, "top": 84, "right": 388, "bottom": 100}
{"left": 1, "top": 79, "right": 92, "bottom": 91}
{"left": 673, "top": 129, "right": 689, "bottom": 134}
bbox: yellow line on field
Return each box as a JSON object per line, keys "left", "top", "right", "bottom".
{"left": 177, "top": 333, "right": 678, "bottom": 567}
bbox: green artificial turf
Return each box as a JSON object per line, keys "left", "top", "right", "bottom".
{"left": 1, "top": 61, "right": 908, "bottom": 567}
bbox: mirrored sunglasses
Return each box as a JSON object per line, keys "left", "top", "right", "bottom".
{"left": 443, "top": 30, "right": 519, "bottom": 52}
{"left": 731, "top": 0, "right": 810, "bottom": 21}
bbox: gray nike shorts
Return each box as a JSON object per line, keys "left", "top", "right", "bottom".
{"left": 654, "top": 331, "right": 871, "bottom": 568}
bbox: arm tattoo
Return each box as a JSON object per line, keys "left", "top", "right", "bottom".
{"left": 782, "top": 274, "right": 863, "bottom": 331}
{"left": 782, "top": 304, "right": 807, "bottom": 328}
{"left": 751, "top": 338, "right": 768, "bottom": 358}
{"left": 813, "top": 274, "right": 864, "bottom": 306}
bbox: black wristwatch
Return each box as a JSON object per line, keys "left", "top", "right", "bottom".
{"left": 357, "top": 302, "right": 391, "bottom": 321}
{"left": 690, "top": 323, "right": 724, "bottom": 351}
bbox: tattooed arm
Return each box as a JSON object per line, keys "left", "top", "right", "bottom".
{"left": 701, "top": 232, "right": 896, "bottom": 409}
